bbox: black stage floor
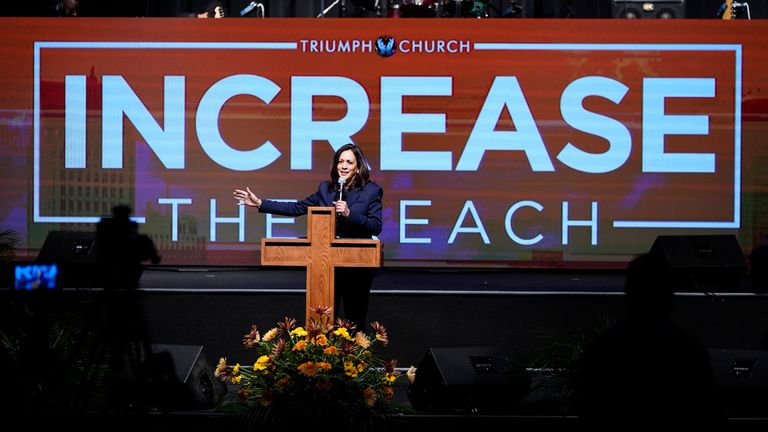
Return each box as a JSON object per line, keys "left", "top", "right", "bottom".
{"left": 138, "top": 265, "right": 756, "bottom": 294}
{"left": 138, "top": 266, "right": 630, "bottom": 293}
{"left": 129, "top": 265, "right": 766, "bottom": 368}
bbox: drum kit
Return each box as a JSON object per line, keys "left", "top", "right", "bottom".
{"left": 337, "top": 0, "right": 523, "bottom": 19}
{"left": 391, "top": 0, "right": 484, "bottom": 18}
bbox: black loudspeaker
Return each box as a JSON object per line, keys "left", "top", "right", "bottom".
{"left": 649, "top": 235, "right": 747, "bottom": 292}
{"left": 612, "top": 0, "right": 685, "bottom": 18}
{"left": 36, "top": 230, "right": 98, "bottom": 288}
{"left": 150, "top": 344, "right": 228, "bottom": 411}
{"left": 407, "top": 346, "right": 530, "bottom": 414}
{"left": 709, "top": 349, "right": 768, "bottom": 417}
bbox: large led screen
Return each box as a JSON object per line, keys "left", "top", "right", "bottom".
{"left": 1, "top": 18, "right": 766, "bottom": 266}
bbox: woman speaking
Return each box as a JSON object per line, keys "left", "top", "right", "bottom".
{"left": 233, "top": 143, "right": 383, "bottom": 329}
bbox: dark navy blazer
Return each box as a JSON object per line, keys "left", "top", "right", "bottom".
{"left": 259, "top": 181, "right": 383, "bottom": 239}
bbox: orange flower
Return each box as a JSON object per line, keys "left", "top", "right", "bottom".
{"left": 238, "top": 388, "right": 252, "bottom": 400}
{"left": 293, "top": 340, "right": 308, "bottom": 351}
{"left": 363, "top": 388, "right": 377, "bottom": 406}
{"left": 381, "top": 386, "right": 394, "bottom": 400}
{"left": 314, "top": 334, "right": 328, "bottom": 346}
{"left": 277, "top": 376, "right": 291, "bottom": 387}
{"left": 298, "top": 361, "right": 320, "bottom": 377}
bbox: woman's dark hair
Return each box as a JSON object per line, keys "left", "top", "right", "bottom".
{"left": 330, "top": 143, "right": 371, "bottom": 190}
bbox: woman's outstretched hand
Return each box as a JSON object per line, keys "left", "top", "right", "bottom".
{"left": 233, "top": 187, "right": 262, "bottom": 208}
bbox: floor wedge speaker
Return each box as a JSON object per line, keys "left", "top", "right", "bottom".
{"left": 407, "top": 346, "right": 530, "bottom": 414}
{"left": 36, "top": 230, "right": 98, "bottom": 288}
{"left": 649, "top": 235, "right": 747, "bottom": 292}
{"left": 709, "top": 349, "right": 768, "bottom": 418}
{"left": 150, "top": 344, "right": 227, "bottom": 410}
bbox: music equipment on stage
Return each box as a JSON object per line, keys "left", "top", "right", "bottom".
{"left": 718, "top": 1, "right": 751, "bottom": 19}
{"left": 612, "top": 0, "right": 685, "bottom": 19}
{"left": 709, "top": 349, "right": 768, "bottom": 417}
{"left": 397, "top": 0, "right": 438, "bottom": 17}
{"left": 441, "top": 0, "right": 475, "bottom": 17}
{"left": 407, "top": 346, "right": 530, "bottom": 413}
{"left": 150, "top": 344, "right": 228, "bottom": 410}
{"left": 648, "top": 235, "right": 747, "bottom": 293}
{"left": 36, "top": 230, "right": 98, "bottom": 288}
{"left": 388, "top": 0, "right": 489, "bottom": 18}
{"left": 240, "top": 1, "right": 265, "bottom": 17}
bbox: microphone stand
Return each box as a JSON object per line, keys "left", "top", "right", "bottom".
{"left": 317, "top": 0, "right": 346, "bottom": 17}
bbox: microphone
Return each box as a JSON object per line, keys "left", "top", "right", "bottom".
{"left": 240, "top": 1, "right": 264, "bottom": 17}
{"left": 337, "top": 176, "right": 346, "bottom": 216}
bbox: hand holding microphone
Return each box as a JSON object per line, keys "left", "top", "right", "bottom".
{"left": 335, "top": 176, "right": 348, "bottom": 217}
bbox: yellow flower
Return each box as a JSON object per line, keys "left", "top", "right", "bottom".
{"left": 356, "top": 362, "right": 367, "bottom": 373}
{"left": 333, "top": 327, "right": 352, "bottom": 340}
{"left": 344, "top": 361, "right": 358, "bottom": 378}
{"left": 232, "top": 363, "right": 241, "bottom": 376}
{"left": 231, "top": 375, "right": 242, "bottom": 384}
{"left": 290, "top": 326, "right": 308, "bottom": 337}
{"left": 385, "top": 371, "right": 398, "bottom": 383}
{"left": 254, "top": 355, "right": 271, "bottom": 371}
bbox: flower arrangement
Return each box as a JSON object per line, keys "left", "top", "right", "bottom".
{"left": 214, "top": 307, "right": 405, "bottom": 423}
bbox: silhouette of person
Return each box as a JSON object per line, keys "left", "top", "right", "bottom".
{"left": 574, "top": 253, "right": 724, "bottom": 427}
{"left": 198, "top": 1, "right": 225, "bottom": 17}
{"left": 748, "top": 235, "right": 768, "bottom": 349}
{"left": 54, "top": 0, "right": 80, "bottom": 16}
{"left": 94, "top": 205, "right": 161, "bottom": 412}
{"left": 96, "top": 205, "right": 160, "bottom": 289}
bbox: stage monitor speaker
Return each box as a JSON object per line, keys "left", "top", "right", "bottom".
{"left": 407, "top": 346, "right": 531, "bottom": 414}
{"left": 709, "top": 349, "right": 768, "bottom": 417}
{"left": 649, "top": 235, "right": 747, "bottom": 292}
{"left": 36, "top": 230, "right": 98, "bottom": 288}
{"left": 149, "top": 344, "right": 228, "bottom": 411}
{"left": 612, "top": 0, "right": 685, "bottom": 18}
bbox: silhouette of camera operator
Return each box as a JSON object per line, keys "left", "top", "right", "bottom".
{"left": 94, "top": 205, "right": 161, "bottom": 412}
{"left": 96, "top": 205, "right": 160, "bottom": 289}
{"left": 574, "top": 253, "right": 724, "bottom": 427}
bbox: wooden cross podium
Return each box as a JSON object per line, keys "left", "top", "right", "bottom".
{"left": 260, "top": 207, "right": 381, "bottom": 324}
